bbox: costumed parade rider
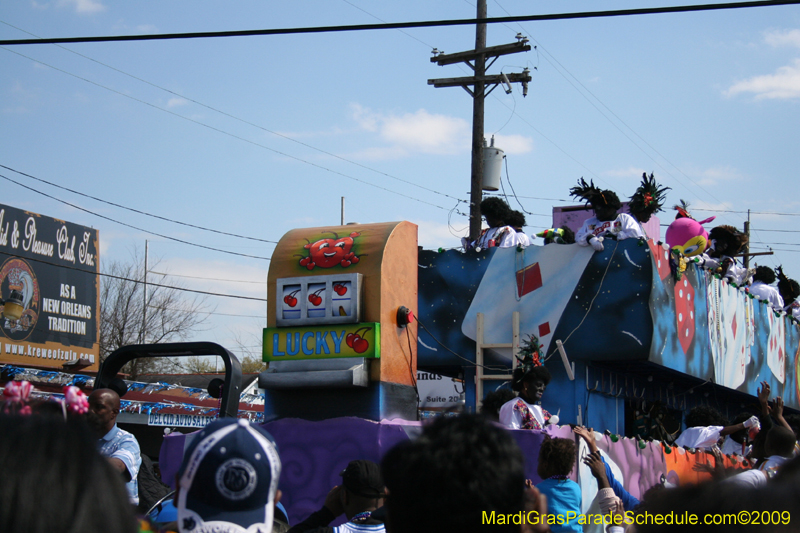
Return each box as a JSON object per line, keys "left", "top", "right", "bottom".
{"left": 627, "top": 172, "right": 670, "bottom": 238}
{"left": 499, "top": 338, "right": 558, "bottom": 430}
{"left": 570, "top": 178, "right": 644, "bottom": 252}
{"left": 747, "top": 265, "right": 785, "bottom": 310}
{"left": 463, "top": 197, "right": 529, "bottom": 251}
{"left": 776, "top": 266, "right": 800, "bottom": 319}
{"left": 695, "top": 225, "right": 752, "bottom": 285}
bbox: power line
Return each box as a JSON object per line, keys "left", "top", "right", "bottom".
{"left": 0, "top": 164, "right": 279, "bottom": 244}
{"left": 488, "top": 0, "right": 744, "bottom": 228}
{"left": 2, "top": 1, "right": 798, "bottom": 46}
{"left": 692, "top": 208, "right": 800, "bottom": 216}
{"left": 0, "top": 47, "right": 456, "bottom": 213}
{"left": 485, "top": 191, "right": 571, "bottom": 203}
{"left": 149, "top": 305, "right": 266, "bottom": 319}
{"left": 751, "top": 241, "right": 800, "bottom": 247}
{"left": 0, "top": 250, "right": 268, "bottom": 301}
{"left": 0, "top": 172, "right": 273, "bottom": 261}
{"left": 752, "top": 248, "right": 800, "bottom": 253}
{"left": 149, "top": 271, "right": 267, "bottom": 284}
{"left": 0, "top": 21, "right": 466, "bottom": 207}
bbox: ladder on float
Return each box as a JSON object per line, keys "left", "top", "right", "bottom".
{"left": 475, "top": 311, "right": 519, "bottom": 409}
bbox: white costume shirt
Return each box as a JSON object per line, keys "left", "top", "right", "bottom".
{"left": 674, "top": 425, "right": 723, "bottom": 450}
{"left": 470, "top": 226, "right": 527, "bottom": 250}
{"left": 724, "top": 455, "right": 788, "bottom": 488}
{"left": 784, "top": 300, "right": 800, "bottom": 318}
{"left": 514, "top": 231, "right": 531, "bottom": 247}
{"left": 720, "top": 436, "right": 750, "bottom": 457}
{"left": 748, "top": 281, "right": 785, "bottom": 310}
{"left": 498, "top": 397, "right": 545, "bottom": 429}
{"left": 575, "top": 213, "right": 644, "bottom": 246}
{"left": 697, "top": 255, "right": 750, "bottom": 285}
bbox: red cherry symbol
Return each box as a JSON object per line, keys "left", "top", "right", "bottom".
{"left": 340, "top": 260, "right": 351, "bottom": 268}
{"left": 334, "top": 284, "right": 347, "bottom": 296}
{"left": 306, "top": 262, "right": 316, "bottom": 271}
{"left": 283, "top": 295, "right": 298, "bottom": 307}
{"left": 346, "top": 333, "right": 356, "bottom": 348}
{"left": 353, "top": 337, "right": 369, "bottom": 353}
{"left": 308, "top": 294, "right": 322, "bottom": 306}
{"left": 350, "top": 256, "right": 359, "bottom": 264}
{"left": 299, "top": 257, "right": 310, "bottom": 267}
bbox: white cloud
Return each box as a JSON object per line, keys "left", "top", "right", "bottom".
{"left": 764, "top": 29, "right": 800, "bottom": 48}
{"left": 492, "top": 134, "right": 534, "bottom": 155}
{"left": 350, "top": 103, "right": 379, "bottom": 132}
{"left": 57, "top": 0, "right": 106, "bottom": 14}
{"left": 725, "top": 58, "right": 800, "bottom": 100}
{"left": 381, "top": 110, "right": 469, "bottom": 154}
{"left": 349, "top": 104, "right": 471, "bottom": 157}
{"left": 694, "top": 166, "right": 744, "bottom": 187}
{"left": 166, "top": 97, "right": 188, "bottom": 108}
{"left": 410, "top": 219, "right": 466, "bottom": 250}
{"left": 157, "top": 258, "right": 268, "bottom": 303}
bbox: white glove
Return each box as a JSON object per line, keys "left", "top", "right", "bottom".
{"left": 589, "top": 236, "right": 604, "bottom": 252}
{"left": 743, "top": 416, "right": 760, "bottom": 430}
{"left": 547, "top": 414, "right": 559, "bottom": 426}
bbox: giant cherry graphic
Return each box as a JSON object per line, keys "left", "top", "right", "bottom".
{"left": 283, "top": 289, "right": 300, "bottom": 308}
{"left": 346, "top": 327, "right": 372, "bottom": 354}
{"left": 297, "top": 232, "right": 362, "bottom": 270}
{"left": 308, "top": 288, "right": 325, "bottom": 306}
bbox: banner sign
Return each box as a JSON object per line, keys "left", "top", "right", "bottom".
{"left": 263, "top": 322, "right": 380, "bottom": 361}
{"left": 0, "top": 204, "right": 100, "bottom": 370}
{"left": 148, "top": 412, "right": 215, "bottom": 428}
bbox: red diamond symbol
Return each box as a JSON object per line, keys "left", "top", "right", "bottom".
{"left": 516, "top": 262, "right": 543, "bottom": 298}
{"left": 538, "top": 322, "right": 551, "bottom": 338}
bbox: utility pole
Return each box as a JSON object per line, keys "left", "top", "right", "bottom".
{"left": 741, "top": 209, "right": 773, "bottom": 263}
{"left": 743, "top": 210, "right": 750, "bottom": 269}
{"left": 428, "top": 0, "right": 531, "bottom": 243}
{"left": 141, "top": 239, "right": 148, "bottom": 344}
{"left": 470, "top": 0, "right": 487, "bottom": 244}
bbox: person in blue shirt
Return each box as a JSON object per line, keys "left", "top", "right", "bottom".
{"left": 88, "top": 388, "right": 142, "bottom": 506}
{"left": 536, "top": 437, "right": 583, "bottom": 533}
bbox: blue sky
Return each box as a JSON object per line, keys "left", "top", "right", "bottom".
{"left": 2, "top": 1, "right": 799, "bottom": 359}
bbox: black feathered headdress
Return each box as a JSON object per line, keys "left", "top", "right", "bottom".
{"left": 629, "top": 172, "right": 670, "bottom": 216}
{"left": 569, "top": 178, "right": 621, "bottom": 211}
{"left": 776, "top": 266, "right": 800, "bottom": 303}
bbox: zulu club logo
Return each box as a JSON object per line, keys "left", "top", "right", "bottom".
{"left": 0, "top": 257, "right": 40, "bottom": 341}
{"left": 215, "top": 458, "right": 257, "bottom": 501}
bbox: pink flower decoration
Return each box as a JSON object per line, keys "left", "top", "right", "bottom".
{"left": 3, "top": 380, "right": 33, "bottom": 415}
{"left": 63, "top": 385, "right": 89, "bottom": 415}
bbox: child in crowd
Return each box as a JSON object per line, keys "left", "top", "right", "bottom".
{"left": 536, "top": 437, "right": 583, "bottom": 533}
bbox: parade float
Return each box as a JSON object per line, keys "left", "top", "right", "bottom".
{"left": 151, "top": 214, "right": 798, "bottom": 524}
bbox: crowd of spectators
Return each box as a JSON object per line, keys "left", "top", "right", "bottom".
{"left": 4, "top": 372, "right": 800, "bottom": 533}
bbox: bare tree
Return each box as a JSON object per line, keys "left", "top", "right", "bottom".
{"left": 228, "top": 326, "right": 267, "bottom": 374}
{"left": 179, "top": 353, "right": 265, "bottom": 374}
{"left": 100, "top": 249, "right": 212, "bottom": 378}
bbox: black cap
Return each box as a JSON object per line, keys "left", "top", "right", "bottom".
{"left": 340, "top": 460, "right": 384, "bottom": 498}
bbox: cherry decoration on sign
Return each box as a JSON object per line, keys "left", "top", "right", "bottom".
{"left": 308, "top": 288, "right": 325, "bottom": 306}
{"left": 296, "top": 232, "right": 362, "bottom": 271}
{"left": 345, "top": 326, "right": 373, "bottom": 354}
{"left": 283, "top": 289, "right": 301, "bottom": 308}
